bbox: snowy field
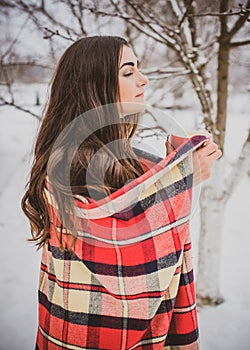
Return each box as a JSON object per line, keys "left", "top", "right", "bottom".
{"left": 0, "top": 84, "right": 249, "bottom": 350}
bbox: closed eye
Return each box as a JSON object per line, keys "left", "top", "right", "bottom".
{"left": 123, "top": 72, "right": 133, "bottom": 77}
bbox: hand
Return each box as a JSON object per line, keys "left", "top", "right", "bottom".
{"left": 192, "top": 142, "right": 222, "bottom": 186}
{"left": 165, "top": 139, "right": 222, "bottom": 186}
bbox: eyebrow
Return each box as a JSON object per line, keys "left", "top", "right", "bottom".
{"left": 119, "top": 60, "right": 139, "bottom": 69}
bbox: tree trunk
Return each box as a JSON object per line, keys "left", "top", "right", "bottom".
{"left": 215, "top": 37, "right": 230, "bottom": 151}
{"left": 196, "top": 159, "right": 226, "bottom": 305}
{"left": 214, "top": 0, "right": 230, "bottom": 150}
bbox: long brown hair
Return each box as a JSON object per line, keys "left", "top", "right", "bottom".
{"left": 22, "top": 36, "right": 145, "bottom": 248}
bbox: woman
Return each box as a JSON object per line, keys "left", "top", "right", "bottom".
{"left": 22, "top": 36, "right": 221, "bottom": 349}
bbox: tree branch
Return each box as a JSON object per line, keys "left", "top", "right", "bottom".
{"left": 183, "top": 0, "right": 197, "bottom": 47}
{"left": 0, "top": 99, "right": 41, "bottom": 120}
{"left": 124, "top": 0, "right": 169, "bottom": 43}
{"left": 66, "top": 0, "right": 87, "bottom": 36}
{"left": 1, "top": 61, "right": 54, "bottom": 69}
{"left": 188, "top": 8, "right": 250, "bottom": 18}
{"left": 15, "top": 0, "right": 80, "bottom": 38}
{"left": 178, "top": 0, "right": 195, "bottom": 27}
{"left": 228, "top": 1, "right": 250, "bottom": 39}
{"left": 0, "top": 0, "right": 16, "bottom": 8}
{"left": 136, "top": 126, "right": 168, "bottom": 139}
{"left": 147, "top": 71, "right": 191, "bottom": 80}
{"left": 43, "top": 27, "right": 75, "bottom": 42}
{"left": 141, "top": 67, "right": 191, "bottom": 80}
{"left": 85, "top": 3, "right": 178, "bottom": 48}
{"left": 230, "top": 39, "right": 250, "bottom": 47}
{"left": 142, "top": 66, "right": 190, "bottom": 75}
{"left": 123, "top": 0, "right": 173, "bottom": 32}
{"left": 1, "top": 14, "right": 30, "bottom": 60}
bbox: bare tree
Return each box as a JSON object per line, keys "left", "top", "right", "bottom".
{"left": 216, "top": 0, "right": 250, "bottom": 150}
{"left": 196, "top": 0, "right": 250, "bottom": 305}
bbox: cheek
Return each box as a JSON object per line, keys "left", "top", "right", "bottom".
{"left": 119, "top": 79, "right": 131, "bottom": 101}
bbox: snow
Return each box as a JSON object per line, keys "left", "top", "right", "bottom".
{"left": 0, "top": 103, "right": 41, "bottom": 350}
{"left": 0, "top": 84, "right": 250, "bottom": 350}
{"left": 199, "top": 173, "right": 250, "bottom": 350}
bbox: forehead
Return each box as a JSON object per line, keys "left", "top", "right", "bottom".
{"left": 120, "top": 45, "right": 137, "bottom": 64}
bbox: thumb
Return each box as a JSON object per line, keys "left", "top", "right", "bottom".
{"left": 165, "top": 140, "right": 175, "bottom": 155}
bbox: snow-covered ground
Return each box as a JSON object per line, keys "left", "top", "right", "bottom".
{"left": 199, "top": 173, "right": 250, "bottom": 350}
{"left": 0, "top": 84, "right": 249, "bottom": 350}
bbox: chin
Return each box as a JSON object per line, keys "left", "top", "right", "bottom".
{"left": 119, "top": 101, "right": 146, "bottom": 116}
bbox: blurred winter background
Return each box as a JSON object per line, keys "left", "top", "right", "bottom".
{"left": 0, "top": 1, "right": 249, "bottom": 349}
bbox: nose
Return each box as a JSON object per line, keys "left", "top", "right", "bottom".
{"left": 137, "top": 71, "right": 149, "bottom": 86}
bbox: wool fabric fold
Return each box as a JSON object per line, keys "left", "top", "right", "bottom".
{"left": 36, "top": 134, "right": 207, "bottom": 350}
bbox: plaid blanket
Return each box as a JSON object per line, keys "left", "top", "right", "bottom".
{"left": 36, "top": 134, "right": 207, "bottom": 350}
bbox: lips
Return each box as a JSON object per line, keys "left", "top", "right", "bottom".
{"left": 136, "top": 92, "right": 144, "bottom": 97}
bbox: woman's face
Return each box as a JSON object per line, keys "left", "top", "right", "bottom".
{"left": 118, "top": 45, "right": 149, "bottom": 115}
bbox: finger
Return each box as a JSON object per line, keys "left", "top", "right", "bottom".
{"left": 209, "top": 148, "right": 222, "bottom": 160}
{"left": 165, "top": 140, "right": 175, "bottom": 155}
{"left": 197, "top": 142, "right": 218, "bottom": 156}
